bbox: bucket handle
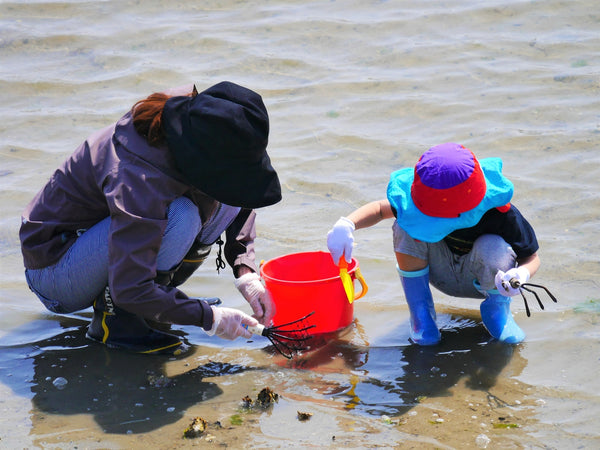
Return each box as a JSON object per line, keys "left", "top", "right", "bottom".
{"left": 352, "top": 267, "right": 368, "bottom": 301}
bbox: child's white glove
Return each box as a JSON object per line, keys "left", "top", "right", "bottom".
{"left": 495, "top": 267, "right": 530, "bottom": 296}
{"left": 206, "top": 306, "right": 258, "bottom": 340}
{"left": 234, "top": 272, "right": 275, "bottom": 325}
{"left": 327, "top": 216, "right": 355, "bottom": 264}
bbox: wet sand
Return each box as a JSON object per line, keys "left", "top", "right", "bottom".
{"left": 2, "top": 303, "right": 599, "bottom": 448}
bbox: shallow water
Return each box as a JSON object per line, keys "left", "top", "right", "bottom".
{"left": 1, "top": 0, "right": 599, "bottom": 448}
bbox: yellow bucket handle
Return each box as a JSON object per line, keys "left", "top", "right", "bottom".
{"left": 352, "top": 267, "right": 368, "bottom": 301}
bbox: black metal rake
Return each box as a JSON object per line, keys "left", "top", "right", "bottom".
{"left": 246, "top": 312, "right": 316, "bottom": 359}
{"left": 504, "top": 278, "right": 558, "bottom": 317}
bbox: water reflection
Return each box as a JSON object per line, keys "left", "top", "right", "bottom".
{"left": 290, "top": 315, "right": 520, "bottom": 417}
{"left": 0, "top": 316, "right": 254, "bottom": 435}
{"left": 0, "top": 311, "right": 523, "bottom": 436}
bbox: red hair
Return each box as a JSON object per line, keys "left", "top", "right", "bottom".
{"left": 132, "top": 89, "right": 195, "bottom": 147}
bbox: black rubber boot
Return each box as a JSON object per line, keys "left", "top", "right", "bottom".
{"left": 170, "top": 241, "right": 212, "bottom": 287}
{"left": 86, "top": 286, "right": 184, "bottom": 355}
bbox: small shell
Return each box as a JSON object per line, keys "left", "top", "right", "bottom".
{"left": 183, "top": 417, "right": 207, "bottom": 439}
{"left": 256, "top": 387, "right": 279, "bottom": 407}
{"left": 297, "top": 411, "right": 313, "bottom": 421}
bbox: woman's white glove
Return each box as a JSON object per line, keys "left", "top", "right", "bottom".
{"left": 206, "top": 306, "right": 258, "bottom": 340}
{"left": 234, "top": 272, "right": 275, "bottom": 325}
{"left": 327, "top": 216, "right": 355, "bottom": 264}
{"left": 495, "top": 267, "right": 530, "bottom": 296}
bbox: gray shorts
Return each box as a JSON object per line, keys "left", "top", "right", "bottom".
{"left": 392, "top": 221, "right": 517, "bottom": 298}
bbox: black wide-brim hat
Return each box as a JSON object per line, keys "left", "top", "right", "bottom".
{"left": 162, "top": 81, "right": 281, "bottom": 209}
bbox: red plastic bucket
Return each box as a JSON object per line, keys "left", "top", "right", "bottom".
{"left": 260, "top": 251, "right": 368, "bottom": 335}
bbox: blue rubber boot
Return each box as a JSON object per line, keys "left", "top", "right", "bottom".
{"left": 398, "top": 266, "right": 441, "bottom": 346}
{"left": 475, "top": 281, "right": 525, "bottom": 344}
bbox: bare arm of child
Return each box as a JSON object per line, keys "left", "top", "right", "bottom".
{"left": 346, "top": 199, "right": 395, "bottom": 230}
{"left": 517, "top": 252, "right": 540, "bottom": 279}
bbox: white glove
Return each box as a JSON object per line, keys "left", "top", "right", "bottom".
{"left": 234, "top": 272, "right": 275, "bottom": 325}
{"left": 327, "top": 216, "right": 355, "bottom": 264}
{"left": 206, "top": 306, "right": 258, "bottom": 340}
{"left": 495, "top": 267, "right": 530, "bottom": 296}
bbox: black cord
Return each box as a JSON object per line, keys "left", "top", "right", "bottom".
{"left": 215, "top": 237, "right": 226, "bottom": 273}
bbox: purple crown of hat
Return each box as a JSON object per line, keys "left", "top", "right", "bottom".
{"left": 410, "top": 143, "right": 487, "bottom": 218}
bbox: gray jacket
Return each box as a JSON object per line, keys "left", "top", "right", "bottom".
{"left": 20, "top": 85, "right": 259, "bottom": 330}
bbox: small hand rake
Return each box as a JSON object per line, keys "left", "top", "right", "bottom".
{"left": 246, "top": 312, "right": 316, "bottom": 359}
{"left": 503, "top": 279, "right": 558, "bottom": 317}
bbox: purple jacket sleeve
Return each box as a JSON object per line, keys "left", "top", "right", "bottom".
{"left": 104, "top": 163, "right": 214, "bottom": 330}
{"left": 224, "top": 208, "right": 258, "bottom": 275}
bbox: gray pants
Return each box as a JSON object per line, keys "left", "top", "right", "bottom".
{"left": 392, "top": 222, "right": 517, "bottom": 298}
